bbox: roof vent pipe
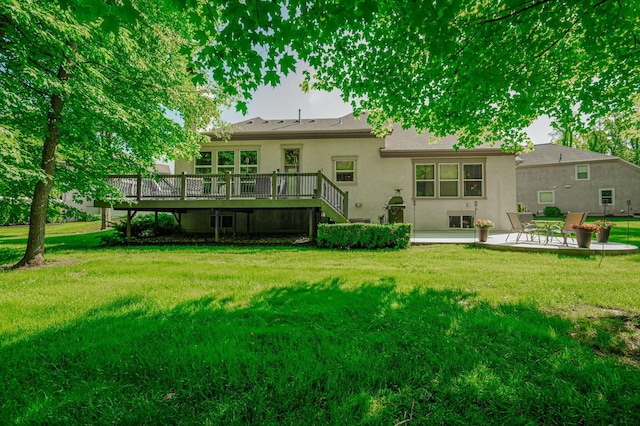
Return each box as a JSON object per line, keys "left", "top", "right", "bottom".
{"left": 298, "top": 109, "right": 301, "bottom": 124}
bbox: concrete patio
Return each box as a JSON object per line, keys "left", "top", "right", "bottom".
{"left": 411, "top": 230, "right": 638, "bottom": 255}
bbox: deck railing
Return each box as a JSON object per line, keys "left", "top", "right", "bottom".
{"left": 106, "top": 171, "right": 348, "bottom": 217}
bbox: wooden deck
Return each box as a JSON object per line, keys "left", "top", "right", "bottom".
{"left": 96, "top": 172, "right": 349, "bottom": 239}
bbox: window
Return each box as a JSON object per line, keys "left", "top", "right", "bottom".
{"left": 214, "top": 149, "right": 258, "bottom": 174}
{"left": 576, "top": 164, "right": 590, "bottom": 180}
{"left": 449, "top": 215, "right": 474, "bottom": 229}
{"left": 217, "top": 151, "right": 235, "bottom": 174}
{"left": 335, "top": 159, "right": 356, "bottom": 182}
{"left": 538, "top": 190, "right": 555, "bottom": 204}
{"left": 600, "top": 188, "right": 614, "bottom": 205}
{"left": 195, "top": 151, "right": 212, "bottom": 174}
{"left": 439, "top": 164, "right": 459, "bottom": 197}
{"left": 415, "top": 164, "right": 435, "bottom": 197}
{"left": 463, "top": 164, "right": 483, "bottom": 197}
{"left": 284, "top": 148, "right": 300, "bottom": 173}
{"left": 414, "top": 161, "right": 484, "bottom": 199}
{"left": 240, "top": 150, "right": 258, "bottom": 174}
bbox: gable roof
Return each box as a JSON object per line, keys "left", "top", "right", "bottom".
{"left": 381, "top": 124, "right": 507, "bottom": 157}
{"left": 206, "top": 113, "right": 509, "bottom": 156}
{"left": 204, "top": 112, "right": 374, "bottom": 140}
{"left": 518, "top": 144, "right": 615, "bottom": 166}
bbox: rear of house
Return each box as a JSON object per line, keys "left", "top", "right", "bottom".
{"left": 169, "top": 113, "right": 517, "bottom": 234}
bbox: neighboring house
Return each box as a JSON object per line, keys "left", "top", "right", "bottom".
{"left": 100, "top": 113, "right": 518, "bottom": 236}
{"left": 516, "top": 144, "right": 639, "bottom": 217}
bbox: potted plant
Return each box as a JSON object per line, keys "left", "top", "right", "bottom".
{"left": 594, "top": 220, "right": 616, "bottom": 243}
{"left": 474, "top": 219, "right": 495, "bottom": 242}
{"left": 571, "top": 223, "right": 597, "bottom": 248}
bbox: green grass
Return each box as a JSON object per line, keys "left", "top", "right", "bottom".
{"left": 1, "top": 222, "right": 640, "bottom": 424}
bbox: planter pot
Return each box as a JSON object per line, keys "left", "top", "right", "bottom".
{"left": 477, "top": 227, "right": 490, "bottom": 242}
{"left": 574, "top": 228, "right": 593, "bottom": 248}
{"left": 596, "top": 228, "right": 611, "bottom": 243}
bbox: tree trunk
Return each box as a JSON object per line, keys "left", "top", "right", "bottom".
{"left": 13, "top": 47, "right": 75, "bottom": 268}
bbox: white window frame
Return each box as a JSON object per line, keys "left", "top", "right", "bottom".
{"left": 283, "top": 147, "right": 301, "bottom": 173}
{"left": 448, "top": 214, "right": 474, "bottom": 229}
{"left": 462, "top": 163, "right": 483, "bottom": 197}
{"left": 538, "top": 190, "right": 555, "bottom": 204}
{"left": 438, "top": 163, "right": 459, "bottom": 198}
{"left": 415, "top": 163, "right": 436, "bottom": 198}
{"left": 213, "top": 149, "right": 259, "bottom": 174}
{"left": 599, "top": 188, "right": 614, "bottom": 206}
{"left": 195, "top": 151, "right": 213, "bottom": 174}
{"left": 333, "top": 157, "right": 357, "bottom": 183}
{"left": 575, "top": 164, "right": 590, "bottom": 180}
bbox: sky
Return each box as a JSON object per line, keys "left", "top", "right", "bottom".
{"left": 221, "top": 69, "right": 555, "bottom": 145}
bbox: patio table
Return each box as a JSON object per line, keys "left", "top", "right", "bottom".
{"left": 533, "top": 220, "right": 564, "bottom": 244}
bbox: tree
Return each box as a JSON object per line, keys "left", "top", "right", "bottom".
{"left": 550, "top": 96, "right": 640, "bottom": 165}
{"left": 288, "top": 0, "right": 639, "bottom": 150}
{"left": 1, "top": 0, "right": 228, "bottom": 267}
{"left": 172, "top": 0, "right": 639, "bottom": 151}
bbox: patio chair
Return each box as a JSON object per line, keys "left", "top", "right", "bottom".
{"left": 550, "top": 212, "right": 587, "bottom": 246}
{"left": 518, "top": 212, "right": 535, "bottom": 226}
{"left": 255, "top": 176, "right": 272, "bottom": 198}
{"left": 185, "top": 177, "right": 204, "bottom": 197}
{"left": 141, "top": 178, "right": 162, "bottom": 197}
{"left": 277, "top": 177, "right": 288, "bottom": 197}
{"left": 506, "top": 212, "right": 540, "bottom": 243}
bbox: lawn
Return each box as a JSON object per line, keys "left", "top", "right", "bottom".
{"left": 1, "top": 221, "right": 640, "bottom": 424}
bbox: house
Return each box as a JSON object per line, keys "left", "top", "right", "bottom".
{"left": 99, "top": 113, "right": 518, "bottom": 237}
{"left": 516, "top": 144, "right": 639, "bottom": 217}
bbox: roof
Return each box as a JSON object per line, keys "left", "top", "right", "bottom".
{"left": 206, "top": 113, "right": 508, "bottom": 156}
{"left": 154, "top": 163, "right": 172, "bottom": 174}
{"left": 204, "top": 112, "right": 374, "bottom": 140}
{"left": 381, "top": 124, "right": 505, "bottom": 157}
{"left": 518, "top": 144, "right": 616, "bottom": 166}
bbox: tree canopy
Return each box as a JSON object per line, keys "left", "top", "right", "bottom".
{"left": 550, "top": 95, "right": 640, "bottom": 165}
{"left": 1, "top": 0, "right": 638, "bottom": 266}
{"left": 187, "top": 0, "right": 640, "bottom": 150}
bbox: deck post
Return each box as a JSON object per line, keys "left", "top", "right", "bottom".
{"left": 136, "top": 175, "right": 142, "bottom": 201}
{"left": 344, "top": 191, "right": 349, "bottom": 219}
{"left": 316, "top": 171, "right": 323, "bottom": 199}
{"left": 215, "top": 209, "right": 220, "bottom": 242}
{"left": 126, "top": 210, "right": 132, "bottom": 242}
{"left": 180, "top": 172, "right": 186, "bottom": 200}
{"left": 101, "top": 207, "right": 110, "bottom": 230}
{"left": 225, "top": 173, "right": 231, "bottom": 199}
{"left": 272, "top": 171, "right": 278, "bottom": 199}
{"left": 308, "top": 208, "right": 314, "bottom": 240}
{"left": 154, "top": 211, "right": 159, "bottom": 235}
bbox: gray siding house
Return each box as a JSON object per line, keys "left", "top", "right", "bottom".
{"left": 516, "top": 144, "right": 639, "bottom": 217}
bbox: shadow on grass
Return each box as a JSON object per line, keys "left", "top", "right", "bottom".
{"left": 0, "top": 231, "right": 108, "bottom": 267}
{"left": 2, "top": 280, "right": 640, "bottom": 424}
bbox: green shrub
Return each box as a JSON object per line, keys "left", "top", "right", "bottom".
{"left": 517, "top": 202, "right": 527, "bottom": 213}
{"left": 111, "top": 213, "right": 176, "bottom": 240}
{"left": 543, "top": 206, "right": 563, "bottom": 217}
{"left": 317, "top": 223, "right": 412, "bottom": 249}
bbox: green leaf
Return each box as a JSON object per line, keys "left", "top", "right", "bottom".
{"left": 235, "top": 101, "right": 248, "bottom": 115}
{"left": 279, "top": 54, "right": 297, "bottom": 75}
{"left": 264, "top": 70, "right": 280, "bottom": 87}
